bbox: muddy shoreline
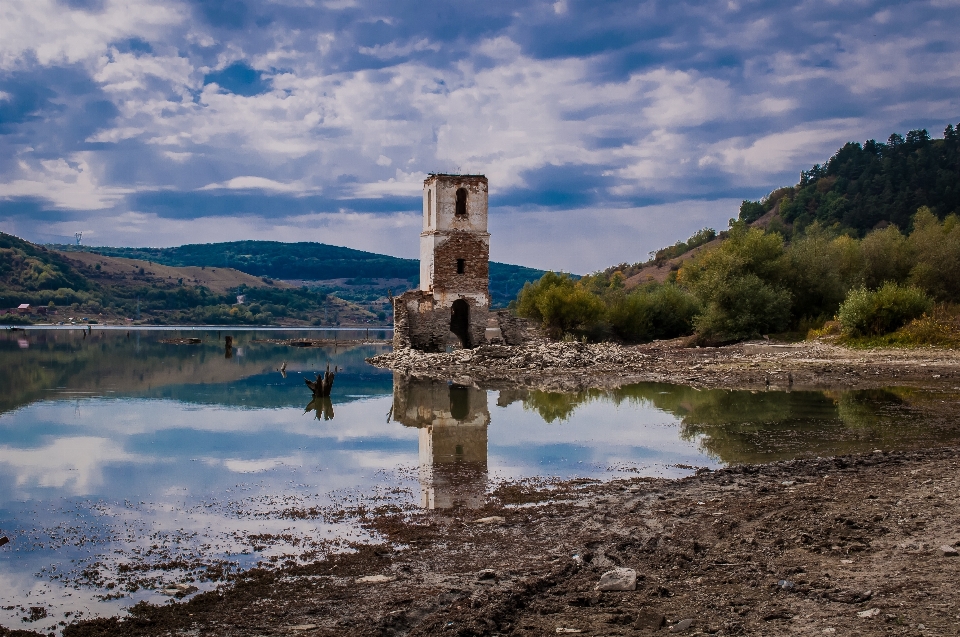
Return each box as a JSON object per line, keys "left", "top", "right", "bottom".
{"left": 367, "top": 339, "right": 960, "bottom": 393}
{"left": 17, "top": 446, "right": 955, "bottom": 637}
{"left": 5, "top": 340, "right": 960, "bottom": 636}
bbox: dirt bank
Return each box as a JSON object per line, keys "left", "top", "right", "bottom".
{"left": 367, "top": 339, "right": 960, "bottom": 393}
{"left": 30, "top": 446, "right": 958, "bottom": 637}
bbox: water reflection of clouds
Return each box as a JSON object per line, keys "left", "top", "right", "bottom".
{"left": 0, "top": 436, "right": 142, "bottom": 494}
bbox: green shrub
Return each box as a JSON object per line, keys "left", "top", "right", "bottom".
{"left": 837, "top": 282, "right": 932, "bottom": 337}
{"left": 516, "top": 272, "right": 605, "bottom": 338}
{"left": 678, "top": 224, "right": 791, "bottom": 342}
{"left": 606, "top": 283, "right": 699, "bottom": 342}
{"left": 907, "top": 208, "right": 960, "bottom": 302}
{"left": 691, "top": 274, "right": 791, "bottom": 342}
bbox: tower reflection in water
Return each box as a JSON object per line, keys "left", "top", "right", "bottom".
{"left": 391, "top": 374, "right": 489, "bottom": 509}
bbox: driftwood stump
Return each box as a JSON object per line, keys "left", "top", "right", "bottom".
{"left": 305, "top": 363, "right": 337, "bottom": 397}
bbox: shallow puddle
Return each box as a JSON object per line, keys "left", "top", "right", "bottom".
{"left": 2, "top": 328, "right": 959, "bottom": 633}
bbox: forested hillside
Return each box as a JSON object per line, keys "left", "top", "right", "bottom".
{"left": 739, "top": 124, "right": 960, "bottom": 233}
{"left": 517, "top": 121, "right": 960, "bottom": 347}
{"left": 55, "top": 241, "right": 546, "bottom": 308}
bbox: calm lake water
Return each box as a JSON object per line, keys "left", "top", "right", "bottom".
{"left": 2, "top": 327, "right": 959, "bottom": 633}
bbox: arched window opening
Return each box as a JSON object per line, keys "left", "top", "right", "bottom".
{"left": 427, "top": 189, "right": 432, "bottom": 226}
{"left": 455, "top": 187, "right": 467, "bottom": 217}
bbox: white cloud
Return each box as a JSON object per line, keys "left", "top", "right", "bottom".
{"left": 199, "top": 176, "right": 310, "bottom": 193}
{"left": 0, "top": 0, "right": 183, "bottom": 69}
{"left": 358, "top": 38, "right": 440, "bottom": 59}
{"left": 703, "top": 120, "right": 864, "bottom": 178}
{"left": 0, "top": 153, "right": 133, "bottom": 210}
{"left": 0, "top": 436, "right": 141, "bottom": 494}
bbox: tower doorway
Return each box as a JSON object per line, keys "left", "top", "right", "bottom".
{"left": 450, "top": 299, "right": 470, "bottom": 348}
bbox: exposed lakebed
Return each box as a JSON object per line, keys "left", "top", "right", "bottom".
{"left": 1, "top": 328, "right": 959, "bottom": 634}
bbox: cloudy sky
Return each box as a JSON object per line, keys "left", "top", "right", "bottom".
{"left": 0, "top": 0, "right": 958, "bottom": 272}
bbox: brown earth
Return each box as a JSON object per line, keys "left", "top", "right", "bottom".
{"left": 56, "top": 250, "right": 288, "bottom": 294}
{"left": 14, "top": 446, "right": 956, "bottom": 637}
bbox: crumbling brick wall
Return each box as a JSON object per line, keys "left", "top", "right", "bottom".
{"left": 431, "top": 231, "right": 489, "bottom": 298}
{"left": 393, "top": 291, "right": 488, "bottom": 351}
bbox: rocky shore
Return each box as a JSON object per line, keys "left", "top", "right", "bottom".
{"left": 40, "top": 446, "right": 960, "bottom": 637}
{"left": 367, "top": 338, "right": 960, "bottom": 392}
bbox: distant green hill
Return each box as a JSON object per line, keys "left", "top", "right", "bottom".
{"left": 739, "top": 123, "right": 960, "bottom": 234}
{"left": 53, "top": 240, "right": 547, "bottom": 308}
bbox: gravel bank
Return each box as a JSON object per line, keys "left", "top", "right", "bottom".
{"left": 367, "top": 339, "right": 960, "bottom": 392}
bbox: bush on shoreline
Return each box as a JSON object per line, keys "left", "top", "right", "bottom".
{"left": 837, "top": 283, "right": 932, "bottom": 337}
{"left": 516, "top": 207, "right": 960, "bottom": 346}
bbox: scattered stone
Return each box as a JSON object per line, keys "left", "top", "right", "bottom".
{"left": 289, "top": 624, "right": 318, "bottom": 631}
{"left": 634, "top": 610, "right": 666, "bottom": 630}
{"left": 669, "top": 618, "right": 694, "bottom": 632}
{"left": 473, "top": 516, "right": 505, "bottom": 525}
{"left": 822, "top": 629, "right": 836, "bottom": 634}
{"left": 940, "top": 545, "right": 959, "bottom": 556}
{"left": 477, "top": 569, "right": 497, "bottom": 580}
{"left": 596, "top": 568, "right": 637, "bottom": 592}
{"left": 555, "top": 629, "right": 582, "bottom": 634}
{"left": 778, "top": 579, "right": 794, "bottom": 590}
{"left": 857, "top": 608, "right": 881, "bottom": 619}
{"left": 356, "top": 574, "right": 397, "bottom": 584}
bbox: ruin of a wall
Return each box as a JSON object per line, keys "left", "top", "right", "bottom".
{"left": 393, "top": 290, "right": 487, "bottom": 351}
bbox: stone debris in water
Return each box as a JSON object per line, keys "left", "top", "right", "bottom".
{"left": 159, "top": 583, "right": 197, "bottom": 597}
{"left": 596, "top": 567, "right": 637, "bottom": 591}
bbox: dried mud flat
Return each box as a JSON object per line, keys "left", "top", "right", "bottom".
{"left": 368, "top": 338, "right": 960, "bottom": 393}
{"left": 16, "top": 447, "right": 957, "bottom": 637}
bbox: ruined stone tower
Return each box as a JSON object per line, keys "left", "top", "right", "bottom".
{"left": 393, "top": 174, "right": 490, "bottom": 350}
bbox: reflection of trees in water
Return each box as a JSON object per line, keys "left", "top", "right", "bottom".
{"left": 0, "top": 330, "right": 389, "bottom": 414}
{"left": 510, "top": 382, "right": 955, "bottom": 465}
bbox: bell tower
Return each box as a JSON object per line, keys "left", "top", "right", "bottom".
{"left": 393, "top": 174, "right": 494, "bottom": 351}
{"left": 420, "top": 174, "right": 489, "bottom": 347}
{"left": 421, "top": 175, "right": 489, "bottom": 298}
